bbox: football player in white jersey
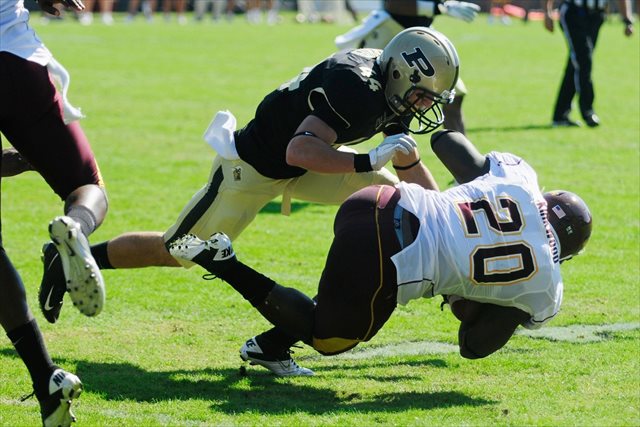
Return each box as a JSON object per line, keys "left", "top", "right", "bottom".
{"left": 1, "top": 0, "right": 108, "bottom": 424}
{"left": 168, "top": 129, "right": 592, "bottom": 375}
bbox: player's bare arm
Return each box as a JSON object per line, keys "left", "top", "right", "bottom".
{"left": 430, "top": 130, "right": 489, "bottom": 183}
{"left": 286, "top": 115, "right": 357, "bottom": 173}
{"left": 454, "top": 299, "right": 530, "bottom": 359}
{"left": 287, "top": 116, "right": 417, "bottom": 174}
{"left": 392, "top": 146, "right": 439, "bottom": 190}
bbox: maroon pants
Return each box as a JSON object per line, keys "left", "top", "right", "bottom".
{"left": 312, "top": 184, "right": 403, "bottom": 355}
{"left": 0, "top": 52, "right": 103, "bottom": 201}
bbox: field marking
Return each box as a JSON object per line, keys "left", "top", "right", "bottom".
{"left": 516, "top": 321, "right": 640, "bottom": 343}
{"left": 333, "top": 341, "right": 459, "bottom": 360}
{"left": 318, "top": 322, "right": 640, "bottom": 360}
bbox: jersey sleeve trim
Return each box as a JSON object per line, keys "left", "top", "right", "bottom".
{"left": 308, "top": 87, "right": 351, "bottom": 129}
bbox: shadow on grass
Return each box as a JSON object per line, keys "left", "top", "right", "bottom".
{"left": 0, "top": 348, "right": 494, "bottom": 414}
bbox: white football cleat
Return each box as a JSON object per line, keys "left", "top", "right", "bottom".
{"left": 39, "top": 369, "right": 83, "bottom": 427}
{"left": 240, "top": 337, "right": 314, "bottom": 377}
{"left": 169, "top": 232, "right": 235, "bottom": 265}
{"left": 49, "top": 216, "right": 105, "bottom": 317}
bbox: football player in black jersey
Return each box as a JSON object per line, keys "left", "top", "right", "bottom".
{"left": 335, "top": 0, "right": 480, "bottom": 134}
{"left": 40, "top": 28, "right": 460, "bottom": 369}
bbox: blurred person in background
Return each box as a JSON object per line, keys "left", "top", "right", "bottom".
{"left": 77, "top": 0, "right": 114, "bottom": 25}
{"left": 246, "top": 0, "right": 279, "bottom": 24}
{"left": 335, "top": 0, "right": 480, "bottom": 135}
{"left": 125, "top": 0, "right": 156, "bottom": 22}
{"left": 544, "top": 0, "right": 634, "bottom": 127}
{"left": 194, "top": 0, "right": 236, "bottom": 22}
{"left": 162, "top": 0, "right": 188, "bottom": 24}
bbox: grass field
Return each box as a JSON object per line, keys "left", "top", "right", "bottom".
{"left": 0, "top": 11, "right": 639, "bottom": 426}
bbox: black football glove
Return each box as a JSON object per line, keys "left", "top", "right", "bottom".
{"left": 37, "top": 0, "right": 85, "bottom": 16}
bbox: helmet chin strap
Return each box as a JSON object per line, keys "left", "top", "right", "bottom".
{"left": 549, "top": 225, "right": 573, "bottom": 263}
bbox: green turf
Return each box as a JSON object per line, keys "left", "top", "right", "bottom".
{"left": 0, "top": 12, "right": 638, "bottom": 426}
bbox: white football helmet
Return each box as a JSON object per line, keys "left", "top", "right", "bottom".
{"left": 377, "top": 27, "right": 460, "bottom": 134}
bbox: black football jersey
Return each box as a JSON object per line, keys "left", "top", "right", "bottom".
{"left": 234, "top": 49, "right": 407, "bottom": 179}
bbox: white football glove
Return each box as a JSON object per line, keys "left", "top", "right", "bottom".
{"left": 439, "top": 1, "right": 480, "bottom": 23}
{"left": 368, "top": 134, "right": 418, "bottom": 171}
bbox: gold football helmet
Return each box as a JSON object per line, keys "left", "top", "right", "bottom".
{"left": 378, "top": 27, "right": 460, "bottom": 134}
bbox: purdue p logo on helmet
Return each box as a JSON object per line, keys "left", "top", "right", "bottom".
{"left": 378, "top": 27, "right": 460, "bottom": 134}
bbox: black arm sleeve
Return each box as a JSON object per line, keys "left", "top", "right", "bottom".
{"left": 457, "top": 303, "right": 530, "bottom": 359}
{"left": 430, "top": 130, "right": 490, "bottom": 184}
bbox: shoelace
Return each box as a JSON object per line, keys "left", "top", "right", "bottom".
{"left": 278, "top": 344, "right": 303, "bottom": 360}
{"left": 202, "top": 273, "right": 219, "bottom": 281}
{"left": 20, "top": 391, "right": 35, "bottom": 402}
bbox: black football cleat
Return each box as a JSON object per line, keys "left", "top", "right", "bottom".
{"left": 584, "top": 113, "right": 600, "bottom": 128}
{"left": 39, "top": 369, "right": 83, "bottom": 427}
{"left": 38, "top": 243, "right": 67, "bottom": 324}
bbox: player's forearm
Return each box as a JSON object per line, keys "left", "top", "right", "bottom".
{"left": 393, "top": 158, "right": 439, "bottom": 190}
{"left": 459, "top": 325, "right": 512, "bottom": 359}
{"left": 457, "top": 304, "right": 530, "bottom": 359}
{"left": 430, "top": 130, "right": 489, "bottom": 183}
{"left": 286, "top": 138, "right": 360, "bottom": 173}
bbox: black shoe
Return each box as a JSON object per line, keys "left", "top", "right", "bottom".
{"left": 38, "top": 243, "right": 67, "bottom": 324}
{"left": 552, "top": 119, "right": 581, "bottom": 127}
{"left": 39, "top": 369, "right": 83, "bottom": 427}
{"left": 584, "top": 113, "right": 600, "bottom": 127}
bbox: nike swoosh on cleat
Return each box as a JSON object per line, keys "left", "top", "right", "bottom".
{"left": 43, "top": 287, "right": 59, "bottom": 311}
{"left": 45, "top": 253, "right": 59, "bottom": 271}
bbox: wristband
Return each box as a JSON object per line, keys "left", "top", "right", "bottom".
{"left": 354, "top": 154, "right": 373, "bottom": 172}
{"left": 623, "top": 17, "right": 633, "bottom": 26}
{"left": 292, "top": 131, "right": 318, "bottom": 139}
{"left": 392, "top": 158, "right": 421, "bottom": 170}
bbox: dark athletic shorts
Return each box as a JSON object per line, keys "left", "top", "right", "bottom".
{"left": 312, "top": 184, "right": 418, "bottom": 355}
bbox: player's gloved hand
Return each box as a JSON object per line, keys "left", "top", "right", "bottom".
{"left": 368, "top": 134, "right": 417, "bottom": 170}
{"left": 439, "top": 1, "right": 480, "bottom": 23}
{"left": 37, "top": 0, "right": 85, "bottom": 16}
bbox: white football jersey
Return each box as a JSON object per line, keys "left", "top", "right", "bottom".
{"left": 392, "top": 152, "right": 562, "bottom": 329}
{"left": 0, "top": 0, "right": 51, "bottom": 66}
